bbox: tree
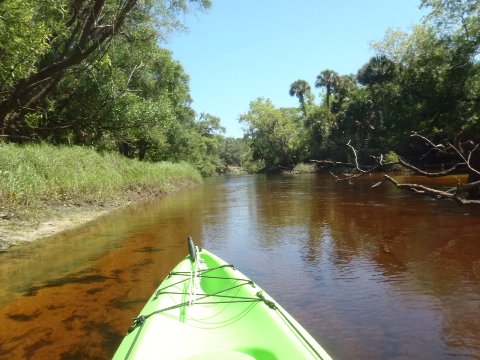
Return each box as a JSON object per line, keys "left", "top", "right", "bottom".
{"left": 419, "top": 0, "right": 480, "bottom": 141}
{"left": 0, "top": 0, "right": 233, "bottom": 179}
{"left": 329, "top": 74, "right": 359, "bottom": 114}
{"left": 196, "top": 113, "right": 225, "bottom": 137}
{"left": 357, "top": 55, "right": 398, "bottom": 87}
{"left": 239, "top": 98, "right": 306, "bottom": 171}
{"left": 192, "top": 113, "right": 226, "bottom": 175}
{"left": 333, "top": 87, "right": 375, "bottom": 151}
{"left": 0, "top": 0, "right": 211, "bottom": 139}
{"left": 307, "top": 0, "right": 480, "bottom": 204}
{"left": 315, "top": 69, "right": 340, "bottom": 108}
{"left": 220, "top": 137, "right": 249, "bottom": 167}
{"left": 289, "top": 80, "right": 313, "bottom": 117}
{"left": 420, "top": 0, "right": 480, "bottom": 40}
{"left": 369, "top": 0, "right": 480, "bottom": 144}
{"left": 41, "top": 38, "right": 195, "bottom": 162}
{"left": 0, "top": 0, "right": 137, "bottom": 137}
{"left": 304, "top": 105, "right": 336, "bottom": 159}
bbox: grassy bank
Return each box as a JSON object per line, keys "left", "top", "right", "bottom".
{"left": 0, "top": 143, "right": 202, "bottom": 215}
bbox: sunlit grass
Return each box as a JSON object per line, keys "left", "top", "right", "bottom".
{"left": 0, "top": 143, "right": 202, "bottom": 212}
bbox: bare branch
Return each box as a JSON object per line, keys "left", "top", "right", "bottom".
{"left": 311, "top": 140, "right": 398, "bottom": 182}
{"left": 444, "top": 141, "right": 480, "bottom": 176}
{"left": 329, "top": 171, "right": 364, "bottom": 182}
{"left": 313, "top": 135, "right": 480, "bottom": 206}
{"left": 346, "top": 139, "right": 366, "bottom": 173}
{"left": 377, "top": 175, "right": 480, "bottom": 206}
{"left": 397, "top": 157, "right": 466, "bottom": 177}
{"left": 411, "top": 132, "right": 447, "bottom": 153}
{"left": 309, "top": 159, "right": 357, "bottom": 167}
{"left": 310, "top": 157, "right": 395, "bottom": 182}
{"left": 379, "top": 175, "right": 452, "bottom": 197}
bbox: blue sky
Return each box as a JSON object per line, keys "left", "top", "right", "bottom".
{"left": 168, "top": 1, "right": 427, "bottom": 138}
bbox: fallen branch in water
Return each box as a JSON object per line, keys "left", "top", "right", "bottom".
{"left": 310, "top": 133, "right": 480, "bottom": 206}
{"left": 372, "top": 175, "right": 480, "bottom": 205}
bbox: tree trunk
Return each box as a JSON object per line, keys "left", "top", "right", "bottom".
{"left": 138, "top": 140, "right": 147, "bottom": 161}
{"left": 120, "top": 142, "right": 132, "bottom": 158}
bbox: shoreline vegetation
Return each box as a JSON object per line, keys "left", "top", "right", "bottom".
{"left": 0, "top": 1, "right": 476, "bottom": 252}
{"left": 0, "top": 143, "right": 203, "bottom": 251}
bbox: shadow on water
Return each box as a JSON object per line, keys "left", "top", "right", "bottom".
{"left": 0, "top": 174, "right": 479, "bottom": 359}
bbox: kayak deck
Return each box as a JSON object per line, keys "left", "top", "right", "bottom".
{"left": 113, "top": 247, "right": 333, "bottom": 360}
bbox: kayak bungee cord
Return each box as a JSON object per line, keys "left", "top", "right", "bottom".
{"left": 123, "top": 264, "right": 261, "bottom": 360}
{"left": 122, "top": 262, "right": 325, "bottom": 360}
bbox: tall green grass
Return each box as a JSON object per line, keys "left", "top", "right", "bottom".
{"left": 0, "top": 143, "right": 202, "bottom": 212}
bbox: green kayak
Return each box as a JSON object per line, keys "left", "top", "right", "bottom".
{"left": 113, "top": 238, "right": 333, "bottom": 360}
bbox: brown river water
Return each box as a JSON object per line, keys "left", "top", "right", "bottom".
{"left": 0, "top": 174, "right": 479, "bottom": 359}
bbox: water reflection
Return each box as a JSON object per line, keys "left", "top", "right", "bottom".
{"left": 0, "top": 174, "right": 479, "bottom": 359}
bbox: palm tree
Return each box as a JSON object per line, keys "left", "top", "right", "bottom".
{"left": 289, "top": 79, "right": 312, "bottom": 117}
{"left": 315, "top": 69, "right": 339, "bottom": 108}
{"left": 357, "top": 55, "right": 397, "bottom": 86}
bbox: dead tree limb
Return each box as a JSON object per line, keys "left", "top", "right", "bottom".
{"left": 309, "top": 159, "right": 357, "bottom": 167}
{"left": 411, "top": 132, "right": 448, "bottom": 153}
{"left": 346, "top": 140, "right": 367, "bottom": 173}
{"left": 375, "top": 175, "right": 480, "bottom": 206}
{"left": 397, "top": 157, "right": 466, "bottom": 177}
{"left": 311, "top": 140, "right": 397, "bottom": 181}
{"left": 311, "top": 135, "right": 480, "bottom": 206}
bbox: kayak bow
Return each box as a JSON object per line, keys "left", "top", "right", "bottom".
{"left": 113, "top": 238, "right": 333, "bottom": 360}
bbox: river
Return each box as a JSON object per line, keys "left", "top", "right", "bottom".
{"left": 0, "top": 174, "right": 479, "bottom": 359}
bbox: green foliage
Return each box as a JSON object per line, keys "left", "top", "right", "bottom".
{"left": 239, "top": 98, "right": 306, "bottom": 171}
{"left": 242, "top": 153, "right": 265, "bottom": 174}
{"left": 0, "top": 143, "right": 202, "bottom": 212}
{"left": 421, "top": 0, "right": 480, "bottom": 38}
{"left": 383, "top": 151, "right": 400, "bottom": 163}
{"left": 370, "top": 0, "right": 479, "bottom": 148}
{"left": 0, "top": 0, "right": 212, "bottom": 133}
{"left": 3, "top": 0, "right": 478, "bottom": 177}
{"left": 315, "top": 69, "right": 340, "bottom": 108}
{"left": 291, "top": 163, "right": 317, "bottom": 174}
{"left": 241, "top": 0, "right": 479, "bottom": 170}
{"left": 357, "top": 56, "right": 398, "bottom": 86}
{"left": 0, "top": 0, "right": 231, "bottom": 177}
{"left": 289, "top": 80, "right": 314, "bottom": 117}
{"left": 220, "top": 137, "right": 249, "bottom": 167}
{"left": 304, "top": 105, "right": 336, "bottom": 158}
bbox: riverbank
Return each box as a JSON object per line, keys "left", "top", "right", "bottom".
{"left": 0, "top": 203, "right": 112, "bottom": 251}
{"left": 0, "top": 143, "right": 203, "bottom": 251}
{"left": 0, "top": 193, "right": 173, "bottom": 251}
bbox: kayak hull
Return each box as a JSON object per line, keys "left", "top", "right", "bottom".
{"left": 113, "top": 248, "right": 332, "bottom": 360}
